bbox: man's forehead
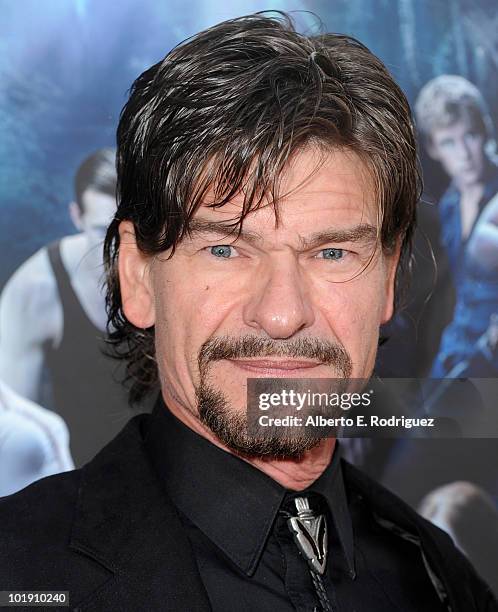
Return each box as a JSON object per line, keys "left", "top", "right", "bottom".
{"left": 432, "top": 116, "right": 480, "bottom": 137}
{"left": 81, "top": 188, "right": 116, "bottom": 222}
{"left": 193, "top": 148, "right": 378, "bottom": 231}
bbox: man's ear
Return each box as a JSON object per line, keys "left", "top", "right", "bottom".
{"left": 118, "top": 220, "right": 155, "bottom": 328}
{"left": 69, "top": 202, "right": 83, "bottom": 231}
{"left": 381, "top": 240, "right": 402, "bottom": 325}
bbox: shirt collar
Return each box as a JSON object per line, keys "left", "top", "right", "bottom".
{"left": 144, "top": 395, "right": 354, "bottom": 577}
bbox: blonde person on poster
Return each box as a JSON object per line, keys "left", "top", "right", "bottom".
{"left": 415, "top": 75, "right": 498, "bottom": 376}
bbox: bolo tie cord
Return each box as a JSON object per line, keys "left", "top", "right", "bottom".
{"left": 281, "top": 497, "right": 335, "bottom": 612}
{"left": 310, "top": 570, "right": 333, "bottom": 612}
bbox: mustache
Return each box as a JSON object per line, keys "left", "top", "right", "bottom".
{"left": 198, "top": 335, "right": 353, "bottom": 377}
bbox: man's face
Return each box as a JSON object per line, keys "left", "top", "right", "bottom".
{"left": 428, "top": 118, "right": 486, "bottom": 189}
{"left": 78, "top": 188, "right": 116, "bottom": 242}
{"left": 120, "top": 148, "right": 398, "bottom": 455}
{"left": 74, "top": 188, "right": 117, "bottom": 266}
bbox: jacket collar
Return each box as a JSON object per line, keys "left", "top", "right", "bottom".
{"left": 67, "top": 404, "right": 477, "bottom": 611}
{"left": 68, "top": 413, "right": 212, "bottom": 611}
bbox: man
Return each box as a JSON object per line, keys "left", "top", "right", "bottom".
{"left": 378, "top": 76, "right": 498, "bottom": 378}
{"left": 414, "top": 75, "right": 498, "bottom": 376}
{"left": 0, "top": 14, "right": 495, "bottom": 611}
{"left": 434, "top": 192, "right": 498, "bottom": 377}
{"left": 0, "top": 149, "right": 137, "bottom": 466}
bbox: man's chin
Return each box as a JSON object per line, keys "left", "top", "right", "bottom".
{"left": 197, "top": 384, "right": 320, "bottom": 460}
{"left": 203, "top": 410, "right": 321, "bottom": 460}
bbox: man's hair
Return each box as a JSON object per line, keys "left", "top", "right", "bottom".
{"left": 103, "top": 12, "right": 421, "bottom": 403}
{"left": 74, "top": 148, "right": 117, "bottom": 212}
{"left": 414, "top": 75, "right": 493, "bottom": 145}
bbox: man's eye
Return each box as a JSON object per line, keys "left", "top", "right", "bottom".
{"left": 209, "top": 245, "right": 238, "bottom": 258}
{"left": 465, "top": 131, "right": 481, "bottom": 142}
{"left": 316, "top": 248, "right": 345, "bottom": 261}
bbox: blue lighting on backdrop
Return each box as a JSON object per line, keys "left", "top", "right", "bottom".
{"left": 1, "top": 0, "right": 497, "bottom": 285}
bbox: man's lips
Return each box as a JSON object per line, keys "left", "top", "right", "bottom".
{"left": 226, "top": 358, "right": 323, "bottom": 376}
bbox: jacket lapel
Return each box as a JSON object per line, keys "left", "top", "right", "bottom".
{"left": 69, "top": 415, "right": 212, "bottom": 611}
{"left": 342, "top": 460, "right": 477, "bottom": 611}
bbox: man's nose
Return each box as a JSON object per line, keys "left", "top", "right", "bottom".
{"left": 458, "top": 139, "right": 472, "bottom": 161}
{"left": 242, "top": 255, "right": 315, "bottom": 339}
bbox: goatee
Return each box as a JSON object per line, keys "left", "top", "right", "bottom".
{"left": 196, "top": 335, "right": 353, "bottom": 459}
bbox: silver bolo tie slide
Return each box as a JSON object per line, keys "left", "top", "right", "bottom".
{"left": 287, "top": 496, "right": 328, "bottom": 575}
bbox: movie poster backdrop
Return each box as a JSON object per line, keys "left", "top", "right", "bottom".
{"left": 1, "top": 0, "right": 497, "bottom": 595}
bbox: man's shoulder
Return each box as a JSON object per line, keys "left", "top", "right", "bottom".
{"left": 0, "top": 413, "right": 141, "bottom": 548}
{"left": 0, "top": 412, "right": 213, "bottom": 610}
{"left": 341, "top": 459, "right": 497, "bottom": 609}
{"left": 0, "top": 468, "right": 81, "bottom": 540}
{"left": 0, "top": 468, "right": 93, "bottom": 593}
{"left": 0, "top": 414, "right": 142, "bottom": 591}
{"left": 0, "top": 412, "right": 148, "bottom": 530}
{"left": 3, "top": 245, "right": 56, "bottom": 294}
{"left": 0, "top": 244, "right": 60, "bottom": 339}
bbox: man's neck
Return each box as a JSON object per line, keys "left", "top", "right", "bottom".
{"left": 249, "top": 439, "right": 336, "bottom": 490}
{"left": 458, "top": 182, "right": 484, "bottom": 240}
{"left": 455, "top": 179, "right": 484, "bottom": 202}
{"left": 60, "top": 234, "right": 108, "bottom": 331}
{"left": 162, "top": 390, "right": 335, "bottom": 491}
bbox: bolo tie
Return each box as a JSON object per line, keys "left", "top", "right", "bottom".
{"left": 286, "top": 496, "right": 334, "bottom": 612}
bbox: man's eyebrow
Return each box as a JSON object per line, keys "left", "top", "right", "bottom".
{"left": 299, "top": 224, "right": 379, "bottom": 249}
{"left": 186, "top": 219, "right": 378, "bottom": 248}
{"left": 186, "top": 219, "right": 262, "bottom": 244}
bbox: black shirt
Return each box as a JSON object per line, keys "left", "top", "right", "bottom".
{"left": 144, "top": 398, "right": 445, "bottom": 611}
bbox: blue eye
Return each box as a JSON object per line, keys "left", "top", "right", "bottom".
{"left": 319, "top": 248, "right": 344, "bottom": 260}
{"left": 464, "top": 132, "right": 481, "bottom": 143}
{"left": 440, "top": 138, "right": 454, "bottom": 149}
{"left": 210, "top": 245, "right": 234, "bottom": 258}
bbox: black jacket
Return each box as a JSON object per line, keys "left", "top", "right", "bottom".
{"left": 0, "top": 413, "right": 495, "bottom": 611}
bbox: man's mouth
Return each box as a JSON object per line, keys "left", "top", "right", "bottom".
{"left": 227, "top": 358, "right": 323, "bottom": 376}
